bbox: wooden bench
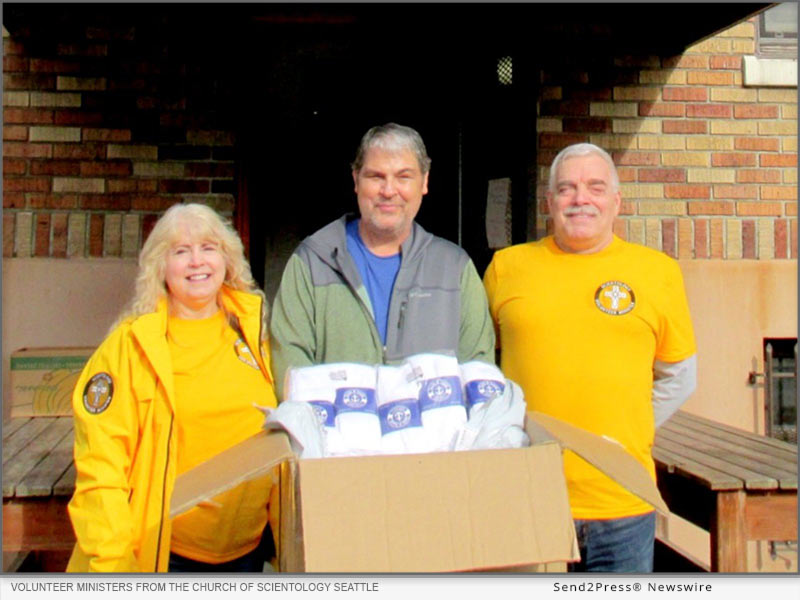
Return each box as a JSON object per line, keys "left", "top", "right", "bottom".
{"left": 3, "top": 417, "right": 76, "bottom": 556}
{"left": 654, "top": 410, "right": 798, "bottom": 572}
{"left": 4, "top": 412, "right": 796, "bottom": 572}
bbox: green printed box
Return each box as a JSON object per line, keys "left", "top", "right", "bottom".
{"left": 10, "top": 347, "right": 95, "bottom": 417}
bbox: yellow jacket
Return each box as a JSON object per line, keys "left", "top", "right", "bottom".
{"left": 66, "top": 287, "right": 275, "bottom": 572}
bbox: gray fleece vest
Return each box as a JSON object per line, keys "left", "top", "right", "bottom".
{"left": 300, "top": 215, "right": 467, "bottom": 362}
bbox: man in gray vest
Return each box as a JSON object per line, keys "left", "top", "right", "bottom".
{"left": 269, "top": 123, "right": 495, "bottom": 397}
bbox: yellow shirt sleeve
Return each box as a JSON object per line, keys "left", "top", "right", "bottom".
{"left": 654, "top": 259, "right": 697, "bottom": 363}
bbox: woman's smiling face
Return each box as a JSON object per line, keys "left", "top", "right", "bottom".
{"left": 164, "top": 225, "right": 226, "bottom": 319}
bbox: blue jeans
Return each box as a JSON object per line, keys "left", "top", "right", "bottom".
{"left": 569, "top": 512, "right": 656, "bottom": 573}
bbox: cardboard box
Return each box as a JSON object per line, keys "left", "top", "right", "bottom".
{"left": 171, "top": 411, "right": 667, "bottom": 573}
{"left": 9, "top": 347, "right": 94, "bottom": 417}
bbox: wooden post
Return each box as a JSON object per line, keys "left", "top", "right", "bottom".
{"left": 711, "top": 490, "right": 747, "bottom": 572}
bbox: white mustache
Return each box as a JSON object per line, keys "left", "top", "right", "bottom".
{"left": 563, "top": 205, "right": 600, "bottom": 217}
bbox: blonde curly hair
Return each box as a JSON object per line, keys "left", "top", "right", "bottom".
{"left": 113, "top": 203, "right": 266, "bottom": 338}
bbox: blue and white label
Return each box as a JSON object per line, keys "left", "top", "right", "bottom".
{"left": 465, "top": 379, "right": 505, "bottom": 408}
{"left": 419, "top": 376, "right": 464, "bottom": 411}
{"left": 334, "top": 387, "right": 377, "bottom": 414}
{"left": 308, "top": 400, "right": 336, "bottom": 428}
{"left": 379, "top": 399, "right": 422, "bottom": 435}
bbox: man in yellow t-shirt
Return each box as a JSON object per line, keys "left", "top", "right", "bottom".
{"left": 484, "top": 143, "right": 697, "bottom": 572}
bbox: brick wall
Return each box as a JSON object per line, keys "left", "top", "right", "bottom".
{"left": 4, "top": 15, "right": 796, "bottom": 263}
{"left": 536, "top": 19, "right": 798, "bottom": 260}
{"left": 2, "top": 20, "right": 239, "bottom": 259}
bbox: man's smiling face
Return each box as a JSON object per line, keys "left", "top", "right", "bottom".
{"left": 547, "top": 153, "right": 621, "bottom": 254}
{"left": 353, "top": 146, "right": 429, "bottom": 248}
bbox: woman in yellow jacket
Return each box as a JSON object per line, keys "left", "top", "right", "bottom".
{"left": 67, "top": 203, "right": 278, "bottom": 572}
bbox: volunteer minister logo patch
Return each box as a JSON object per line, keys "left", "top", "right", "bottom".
{"left": 234, "top": 338, "right": 259, "bottom": 370}
{"left": 83, "top": 372, "right": 114, "bottom": 414}
{"left": 594, "top": 281, "right": 635, "bottom": 316}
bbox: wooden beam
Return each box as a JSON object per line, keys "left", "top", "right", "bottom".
{"left": 746, "top": 494, "right": 798, "bottom": 541}
{"left": 2, "top": 499, "right": 75, "bottom": 552}
{"left": 711, "top": 490, "right": 747, "bottom": 572}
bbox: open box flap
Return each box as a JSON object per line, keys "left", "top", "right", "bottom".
{"left": 528, "top": 411, "right": 669, "bottom": 516}
{"left": 170, "top": 430, "right": 294, "bottom": 519}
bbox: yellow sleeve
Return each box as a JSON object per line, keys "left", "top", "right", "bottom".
{"left": 67, "top": 328, "right": 142, "bottom": 572}
{"left": 655, "top": 259, "right": 697, "bottom": 363}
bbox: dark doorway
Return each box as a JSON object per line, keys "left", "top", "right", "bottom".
{"left": 229, "top": 3, "right": 770, "bottom": 297}
{"left": 236, "top": 6, "right": 537, "bottom": 298}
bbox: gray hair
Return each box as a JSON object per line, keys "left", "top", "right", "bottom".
{"left": 548, "top": 143, "right": 620, "bottom": 194}
{"left": 351, "top": 123, "right": 432, "bottom": 175}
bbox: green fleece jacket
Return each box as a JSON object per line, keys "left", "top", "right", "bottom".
{"left": 269, "top": 215, "right": 495, "bottom": 399}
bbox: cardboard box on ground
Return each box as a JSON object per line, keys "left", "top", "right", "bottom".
{"left": 9, "top": 347, "right": 95, "bottom": 417}
{"left": 172, "top": 411, "right": 668, "bottom": 573}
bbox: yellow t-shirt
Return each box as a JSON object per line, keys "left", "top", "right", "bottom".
{"left": 167, "top": 310, "right": 277, "bottom": 563}
{"left": 484, "top": 235, "right": 696, "bottom": 519}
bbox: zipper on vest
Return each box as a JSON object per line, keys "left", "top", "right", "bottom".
{"left": 397, "top": 301, "right": 407, "bottom": 331}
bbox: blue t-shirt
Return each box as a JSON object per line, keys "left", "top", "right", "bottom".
{"left": 345, "top": 219, "right": 401, "bottom": 345}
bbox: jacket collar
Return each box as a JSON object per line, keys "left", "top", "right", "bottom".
{"left": 129, "top": 286, "right": 271, "bottom": 407}
{"left": 219, "top": 287, "right": 272, "bottom": 382}
{"left": 130, "top": 299, "right": 174, "bottom": 408}
{"left": 304, "top": 213, "right": 434, "bottom": 274}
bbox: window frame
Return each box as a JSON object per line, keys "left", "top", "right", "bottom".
{"left": 755, "top": 3, "right": 797, "bottom": 60}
